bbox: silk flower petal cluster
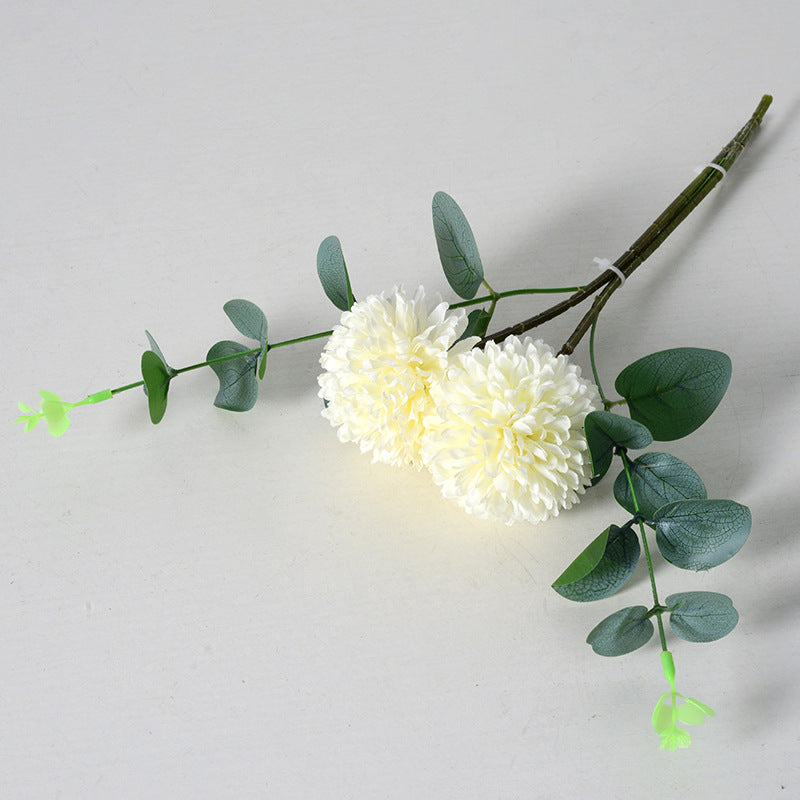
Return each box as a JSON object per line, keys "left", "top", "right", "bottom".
{"left": 318, "top": 286, "right": 475, "bottom": 467}
{"left": 422, "top": 336, "right": 599, "bottom": 524}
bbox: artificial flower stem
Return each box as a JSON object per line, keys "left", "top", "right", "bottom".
{"left": 109, "top": 330, "right": 336, "bottom": 397}
{"left": 588, "top": 318, "right": 610, "bottom": 409}
{"left": 481, "top": 94, "right": 773, "bottom": 354}
{"left": 174, "top": 347, "right": 261, "bottom": 376}
{"left": 110, "top": 381, "right": 143, "bottom": 395}
{"left": 481, "top": 278, "right": 498, "bottom": 297}
{"left": 447, "top": 286, "right": 585, "bottom": 310}
{"left": 267, "top": 329, "right": 333, "bottom": 350}
{"left": 620, "top": 448, "right": 668, "bottom": 651}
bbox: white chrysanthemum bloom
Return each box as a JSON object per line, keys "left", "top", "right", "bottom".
{"left": 318, "top": 286, "right": 477, "bottom": 468}
{"left": 422, "top": 336, "right": 599, "bottom": 525}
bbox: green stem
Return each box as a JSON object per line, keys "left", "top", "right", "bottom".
{"left": 480, "top": 95, "right": 772, "bottom": 355}
{"left": 106, "top": 284, "right": 580, "bottom": 398}
{"left": 268, "top": 329, "right": 333, "bottom": 350}
{"left": 619, "top": 449, "right": 668, "bottom": 651}
{"left": 109, "top": 330, "right": 336, "bottom": 395}
{"left": 448, "top": 285, "right": 584, "bottom": 310}
{"left": 588, "top": 318, "right": 609, "bottom": 409}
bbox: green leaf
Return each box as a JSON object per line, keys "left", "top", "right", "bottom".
{"left": 584, "top": 410, "right": 653, "bottom": 482}
{"left": 222, "top": 300, "right": 269, "bottom": 381}
{"left": 666, "top": 591, "right": 739, "bottom": 642}
{"left": 652, "top": 699, "right": 674, "bottom": 734}
{"left": 676, "top": 703, "right": 710, "bottom": 725}
{"left": 432, "top": 191, "right": 484, "bottom": 299}
{"left": 654, "top": 499, "right": 751, "bottom": 570}
{"left": 207, "top": 340, "right": 259, "bottom": 412}
{"left": 614, "top": 348, "right": 732, "bottom": 441}
{"left": 586, "top": 605, "right": 654, "bottom": 657}
{"left": 613, "top": 452, "right": 707, "bottom": 520}
{"left": 552, "top": 524, "right": 641, "bottom": 602}
{"left": 141, "top": 350, "right": 172, "bottom": 424}
{"left": 257, "top": 345, "right": 269, "bottom": 380}
{"left": 316, "top": 235, "right": 355, "bottom": 311}
{"left": 223, "top": 299, "right": 268, "bottom": 344}
{"left": 144, "top": 331, "right": 176, "bottom": 376}
{"left": 456, "top": 308, "right": 492, "bottom": 343}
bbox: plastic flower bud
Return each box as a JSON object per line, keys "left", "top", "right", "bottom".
{"left": 16, "top": 389, "right": 113, "bottom": 437}
{"left": 652, "top": 651, "right": 715, "bottom": 751}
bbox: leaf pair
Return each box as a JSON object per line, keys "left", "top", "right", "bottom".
{"left": 613, "top": 450, "right": 750, "bottom": 569}
{"left": 586, "top": 591, "right": 738, "bottom": 657}
{"left": 208, "top": 300, "right": 269, "bottom": 412}
{"left": 141, "top": 331, "right": 177, "bottom": 424}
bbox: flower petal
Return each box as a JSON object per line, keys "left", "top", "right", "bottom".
{"left": 422, "top": 336, "right": 599, "bottom": 524}
{"left": 318, "top": 286, "right": 470, "bottom": 468}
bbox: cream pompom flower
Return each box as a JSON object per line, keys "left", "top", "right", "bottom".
{"left": 318, "top": 286, "right": 476, "bottom": 467}
{"left": 422, "top": 336, "right": 599, "bottom": 524}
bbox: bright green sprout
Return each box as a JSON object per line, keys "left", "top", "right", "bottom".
{"left": 652, "top": 650, "right": 715, "bottom": 751}
{"left": 16, "top": 389, "right": 113, "bottom": 437}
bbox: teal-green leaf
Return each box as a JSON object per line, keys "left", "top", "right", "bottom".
{"left": 223, "top": 299, "right": 268, "bottom": 345}
{"left": 432, "top": 191, "right": 484, "bottom": 299}
{"left": 552, "top": 524, "right": 641, "bottom": 602}
{"left": 207, "top": 340, "right": 259, "bottom": 412}
{"left": 141, "top": 350, "right": 172, "bottom": 424}
{"left": 586, "top": 605, "right": 654, "bottom": 657}
{"left": 614, "top": 348, "right": 732, "bottom": 441}
{"left": 666, "top": 591, "right": 739, "bottom": 642}
{"left": 457, "top": 308, "right": 492, "bottom": 343}
{"left": 222, "top": 300, "right": 269, "bottom": 380}
{"left": 144, "top": 331, "right": 177, "bottom": 376}
{"left": 584, "top": 410, "right": 653, "bottom": 482}
{"left": 257, "top": 345, "right": 268, "bottom": 380}
{"left": 316, "top": 235, "right": 355, "bottom": 311}
{"left": 654, "top": 499, "right": 751, "bottom": 570}
{"left": 613, "top": 452, "right": 707, "bottom": 520}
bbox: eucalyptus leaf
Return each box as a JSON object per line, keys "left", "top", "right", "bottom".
{"left": 258, "top": 345, "right": 269, "bottom": 381}
{"left": 654, "top": 499, "right": 751, "bottom": 570}
{"left": 141, "top": 350, "right": 172, "bottom": 424}
{"left": 457, "top": 308, "right": 492, "bottom": 343}
{"left": 615, "top": 348, "right": 731, "bottom": 441}
{"left": 207, "top": 340, "right": 259, "bottom": 412}
{"left": 552, "top": 524, "right": 641, "bottom": 602}
{"left": 432, "top": 191, "right": 484, "bottom": 299}
{"left": 666, "top": 591, "right": 739, "bottom": 642}
{"left": 586, "top": 605, "right": 654, "bottom": 657}
{"left": 613, "top": 452, "right": 706, "bottom": 520}
{"left": 316, "top": 235, "right": 355, "bottom": 311}
{"left": 222, "top": 300, "right": 269, "bottom": 381}
{"left": 584, "top": 410, "right": 653, "bottom": 482}
{"left": 223, "top": 299, "right": 268, "bottom": 345}
{"left": 144, "top": 331, "right": 176, "bottom": 376}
